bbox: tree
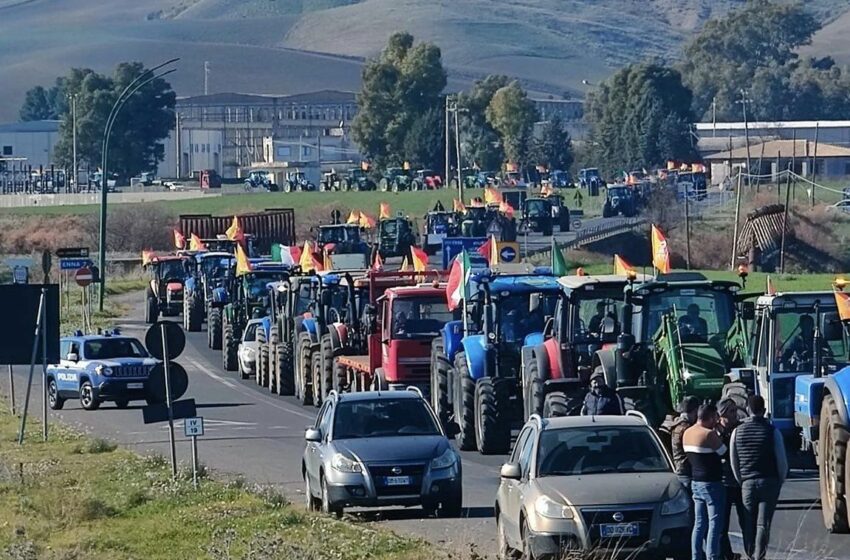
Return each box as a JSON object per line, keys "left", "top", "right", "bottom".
{"left": 485, "top": 81, "right": 538, "bottom": 165}
{"left": 585, "top": 62, "right": 696, "bottom": 175}
{"left": 51, "top": 63, "right": 175, "bottom": 179}
{"left": 351, "top": 32, "right": 447, "bottom": 170}
{"left": 457, "top": 75, "right": 510, "bottom": 170}
{"left": 530, "top": 115, "right": 573, "bottom": 171}
{"left": 19, "top": 86, "right": 55, "bottom": 121}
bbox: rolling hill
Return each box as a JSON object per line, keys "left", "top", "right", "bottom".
{"left": 0, "top": 0, "right": 848, "bottom": 121}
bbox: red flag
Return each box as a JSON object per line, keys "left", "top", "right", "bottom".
{"left": 372, "top": 251, "right": 384, "bottom": 272}
{"left": 478, "top": 236, "right": 494, "bottom": 264}
{"left": 173, "top": 229, "right": 186, "bottom": 249}
{"left": 411, "top": 246, "right": 429, "bottom": 272}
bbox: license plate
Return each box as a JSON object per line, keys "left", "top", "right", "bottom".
{"left": 600, "top": 523, "right": 639, "bottom": 538}
{"left": 383, "top": 476, "right": 411, "bottom": 486}
{"left": 126, "top": 383, "right": 144, "bottom": 390}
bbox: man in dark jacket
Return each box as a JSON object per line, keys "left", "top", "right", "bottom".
{"left": 718, "top": 398, "right": 745, "bottom": 560}
{"left": 581, "top": 369, "right": 624, "bottom": 416}
{"left": 731, "top": 395, "right": 788, "bottom": 560}
{"left": 670, "top": 395, "right": 700, "bottom": 491}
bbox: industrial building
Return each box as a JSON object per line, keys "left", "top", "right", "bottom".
{"left": 0, "top": 120, "right": 61, "bottom": 170}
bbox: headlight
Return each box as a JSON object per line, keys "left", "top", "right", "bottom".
{"left": 431, "top": 447, "right": 457, "bottom": 470}
{"left": 535, "top": 495, "right": 573, "bottom": 519}
{"left": 331, "top": 453, "right": 362, "bottom": 473}
{"left": 95, "top": 365, "right": 113, "bottom": 376}
{"left": 242, "top": 347, "right": 256, "bottom": 359}
{"left": 487, "top": 331, "right": 497, "bottom": 342}
{"left": 661, "top": 490, "right": 690, "bottom": 516}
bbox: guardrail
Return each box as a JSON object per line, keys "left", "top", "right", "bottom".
{"left": 561, "top": 217, "right": 648, "bottom": 250}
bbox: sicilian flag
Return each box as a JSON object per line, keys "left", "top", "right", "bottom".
{"left": 446, "top": 250, "right": 471, "bottom": 311}
{"left": 300, "top": 241, "right": 323, "bottom": 272}
{"left": 499, "top": 201, "right": 515, "bottom": 218}
{"left": 173, "top": 229, "right": 186, "bottom": 249}
{"left": 346, "top": 210, "right": 361, "bottom": 225}
{"left": 189, "top": 233, "right": 207, "bottom": 251}
{"left": 235, "top": 243, "right": 253, "bottom": 277}
{"left": 372, "top": 251, "right": 384, "bottom": 272}
{"left": 379, "top": 202, "right": 391, "bottom": 220}
{"left": 613, "top": 254, "right": 635, "bottom": 276}
{"left": 411, "top": 246, "right": 429, "bottom": 272}
{"left": 836, "top": 288, "right": 850, "bottom": 321}
{"left": 478, "top": 235, "right": 494, "bottom": 264}
{"left": 453, "top": 198, "right": 466, "bottom": 213}
{"left": 274, "top": 244, "right": 302, "bottom": 266}
{"left": 141, "top": 250, "right": 155, "bottom": 266}
{"left": 359, "top": 212, "right": 376, "bottom": 229}
{"left": 484, "top": 187, "right": 502, "bottom": 204}
{"left": 651, "top": 224, "right": 671, "bottom": 274}
{"left": 225, "top": 216, "right": 244, "bottom": 242}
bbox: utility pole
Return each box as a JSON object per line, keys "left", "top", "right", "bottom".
{"left": 811, "top": 122, "right": 820, "bottom": 207}
{"left": 730, "top": 170, "right": 743, "bottom": 269}
{"left": 444, "top": 95, "right": 450, "bottom": 194}
{"left": 685, "top": 189, "right": 691, "bottom": 270}
{"left": 175, "top": 112, "right": 181, "bottom": 178}
{"left": 737, "top": 89, "right": 753, "bottom": 187}
{"left": 453, "top": 97, "right": 463, "bottom": 202}
{"left": 204, "top": 61, "right": 210, "bottom": 95}
{"left": 780, "top": 163, "right": 792, "bottom": 273}
{"left": 70, "top": 94, "right": 77, "bottom": 189}
{"left": 712, "top": 97, "right": 717, "bottom": 138}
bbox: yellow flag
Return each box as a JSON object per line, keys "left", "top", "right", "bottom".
{"left": 300, "top": 241, "right": 315, "bottom": 271}
{"left": 225, "top": 216, "right": 243, "bottom": 241}
{"left": 235, "top": 243, "right": 253, "bottom": 276}
{"left": 379, "top": 202, "right": 391, "bottom": 220}
{"left": 141, "top": 250, "right": 155, "bottom": 267}
{"left": 613, "top": 254, "right": 635, "bottom": 276}
{"left": 489, "top": 234, "right": 499, "bottom": 266}
{"left": 836, "top": 289, "right": 850, "bottom": 321}
{"left": 651, "top": 224, "right": 671, "bottom": 274}
{"left": 346, "top": 210, "right": 361, "bottom": 225}
{"left": 189, "top": 233, "right": 207, "bottom": 251}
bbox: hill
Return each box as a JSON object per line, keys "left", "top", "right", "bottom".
{"left": 0, "top": 0, "right": 848, "bottom": 121}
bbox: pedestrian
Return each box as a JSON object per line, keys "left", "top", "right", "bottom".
{"left": 670, "top": 395, "right": 700, "bottom": 492}
{"left": 730, "top": 395, "right": 788, "bottom": 560}
{"left": 684, "top": 402, "right": 727, "bottom": 560}
{"left": 717, "top": 398, "right": 745, "bottom": 560}
{"left": 580, "top": 368, "right": 624, "bottom": 415}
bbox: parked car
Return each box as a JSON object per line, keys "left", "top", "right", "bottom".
{"left": 237, "top": 319, "right": 263, "bottom": 380}
{"left": 303, "top": 389, "right": 462, "bottom": 518}
{"left": 495, "top": 413, "right": 690, "bottom": 560}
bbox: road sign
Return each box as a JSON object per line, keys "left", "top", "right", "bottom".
{"left": 74, "top": 267, "right": 93, "bottom": 287}
{"left": 12, "top": 266, "right": 28, "bottom": 284}
{"left": 146, "top": 362, "right": 189, "bottom": 402}
{"left": 59, "top": 258, "right": 93, "bottom": 271}
{"left": 145, "top": 321, "right": 186, "bottom": 360}
{"left": 56, "top": 247, "right": 89, "bottom": 259}
{"left": 184, "top": 417, "right": 204, "bottom": 437}
{"left": 441, "top": 237, "right": 488, "bottom": 269}
{"left": 572, "top": 219, "right": 582, "bottom": 230}
{"left": 142, "top": 398, "right": 197, "bottom": 424}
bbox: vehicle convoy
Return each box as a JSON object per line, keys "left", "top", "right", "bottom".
{"left": 602, "top": 185, "right": 637, "bottom": 218}
{"left": 520, "top": 275, "right": 640, "bottom": 420}
{"left": 495, "top": 414, "right": 690, "bottom": 560}
{"left": 183, "top": 252, "right": 233, "bottom": 334}
{"left": 433, "top": 270, "right": 560, "bottom": 454}
{"left": 179, "top": 210, "right": 296, "bottom": 255}
{"left": 379, "top": 167, "right": 413, "bottom": 192}
{"left": 303, "top": 389, "right": 462, "bottom": 518}
{"left": 793, "top": 287, "right": 850, "bottom": 532}
{"left": 283, "top": 171, "right": 316, "bottom": 192}
{"left": 320, "top": 169, "right": 375, "bottom": 192}
{"left": 144, "top": 255, "right": 189, "bottom": 324}
{"left": 47, "top": 332, "right": 159, "bottom": 411}
{"left": 377, "top": 216, "right": 418, "bottom": 259}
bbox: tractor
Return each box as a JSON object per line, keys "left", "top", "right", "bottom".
{"left": 602, "top": 184, "right": 637, "bottom": 218}
{"left": 520, "top": 274, "right": 643, "bottom": 420}
{"left": 182, "top": 251, "right": 233, "bottom": 335}
{"left": 320, "top": 169, "right": 374, "bottom": 192}
{"left": 283, "top": 171, "right": 316, "bottom": 193}
{"left": 263, "top": 275, "right": 314, "bottom": 397}
{"left": 520, "top": 197, "right": 554, "bottom": 236}
{"left": 219, "top": 262, "right": 291, "bottom": 374}
{"left": 315, "top": 224, "right": 370, "bottom": 261}
{"left": 144, "top": 255, "right": 189, "bottom": 324}
{"left": 412, "top": 169, "right": 443, "bottom": 190}
{"left": 432, "top": 269, "right": 560, "bottom": 454}
{"left": 377, "top": 216, "right": 418, "bottom": 259}
{"left": 379, "top": 167, "right": 412, "bottom": 192}
{"left": 244, "top": 170, "right": 277, "bottom": 191}
{"left": 579, "top": 168, "right": 604, "bottom": 191}
{"left": 423, "top": 210, "right": 461, "bottom": 255}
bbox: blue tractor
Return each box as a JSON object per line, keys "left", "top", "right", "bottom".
{"left": 431, "top": 269, "right": 560, "bottom": 454}
{"left": 183, "top": 252, "right": 234, "bottom": 336}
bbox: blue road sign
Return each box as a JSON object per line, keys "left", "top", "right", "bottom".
{"left": 442, "top": 237, "right": 488, "bottom": 269}
{"left": 59, "top": 258, "right": 93, "bottom": 271}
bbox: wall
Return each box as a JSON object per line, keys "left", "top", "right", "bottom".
{"left": 0, "top": 129, "right": 59, "bottom": 169}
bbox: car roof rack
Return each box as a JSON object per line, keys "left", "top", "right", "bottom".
{"left": 625, "top": 410, "right": 650, "bottom": 424}
{"left": 405, "top": 386, "right": 424, "bottom": 398}
{"left": 327, "top": 390, "right": 340, "bottom": 403}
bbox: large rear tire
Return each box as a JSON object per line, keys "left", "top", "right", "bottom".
{"left": 296, "top": 333, "right": 313, "bottom": 406}
{"left": 311, "top": 350, "right": 323, "bottom": 408}
{"left": 208, "top": 308, "right": 222, "bottom": 350}
{"left": 145, "top": 288, "right": 158, "bottom": 325}
{"left": 543, "top": 392, "right": 568, "bottom": 418}
{"left": 276, "top": 341, "right": 295, "bottom": 396}
{"left": 475, "top": 377, "right": 510, "bottom": 454}
{"left": 379, "top": 178, "right": 389, "bottom": 192}
{"left": 222, "top": 316, "right": 239, "bottom": 372}
{"left": 523, "top": 351, "right": 544, "bottom": 420}
{"left": 453, "top": 352, "right": 477, "bottom": 451}
{"left": 431, "top": 338, "right": 452, "bottom": 428}
{"left": 320, "top": 335, "right": 334, "bottom": 402}
{"left": 820, "top": 394, "right": 850, "bottom": 533}
{"left": 256, "top": 328, "right": 268, "bottom": 386}
{"left": 186, "top": 296, "right": 203, "bottom": 332}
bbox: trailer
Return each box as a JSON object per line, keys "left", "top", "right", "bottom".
{"left": 179, "top": 209, "right": 296, "bottom": 254}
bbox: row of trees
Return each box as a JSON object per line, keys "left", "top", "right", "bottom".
{"left": 19, "top": 63, "right": 175, "bottom": 180}
{"left": 352, "top": 32, "right": 574, "bottom": 174}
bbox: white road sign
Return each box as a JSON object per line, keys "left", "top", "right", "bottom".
{"left": 184, "top": 417, "right": 204, "bottom": 437}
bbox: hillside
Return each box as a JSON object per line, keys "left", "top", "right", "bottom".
{"left": 0, "top": 0, "right": 848, "bottom": 121}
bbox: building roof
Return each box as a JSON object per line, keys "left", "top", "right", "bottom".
{"left": 177, "top": 90, "right": 356, "bottom": 107}
{"left": 0, "top": 120, "right": 60, "bottom": 133}
{"left": 704, "top": 139, "right": 850, "bottom": 160}
{"left": 696, "top": 120, "right": 850, "bottom": 131}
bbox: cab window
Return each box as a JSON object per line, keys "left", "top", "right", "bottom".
{"left": 243, "top": 322, "right": 258, "bottom": 342}
{"left": 60, "top": 340, "right": 72, "bottom": 360}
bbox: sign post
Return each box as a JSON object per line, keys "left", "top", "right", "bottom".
{"left": 184, "top": 417, "right": 204, "bottom": 489}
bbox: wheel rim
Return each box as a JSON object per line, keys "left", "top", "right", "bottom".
{"left": 81, "top": 385, "right": 92, "bottom": 407}
{"left": 48, "top": 381, "right": 57, "bottom": 405}
{"left": 305, "top": 476, "right": 312, "bottom": 509}
{"left": 322, "top": 478, "right": 329, "bottom": 513}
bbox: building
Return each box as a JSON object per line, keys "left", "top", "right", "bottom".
{"left": 0, "top": 120, "right": 61, "bottom": 170}
{"left": 703, "top": 139, "right": 850, "bottom": 183}
{"left": 531, "top": 98, "right": 586, "bottom": 140}
{"left": 696, "top": 120, "right": 850, "bottom": 148}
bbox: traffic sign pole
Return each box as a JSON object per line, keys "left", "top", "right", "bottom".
{"left": 191, "top": 434, "right": 199, "bottom": 489}
{"left": 161, "top": 323, "right": 178, "bottom": 478}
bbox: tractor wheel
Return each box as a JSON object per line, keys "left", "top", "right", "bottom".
{"left": 208, "top": 308, "right": 222, "bottom": 350}
{"left": 187, "top": 297, "right": 203, "bottom": 332}
{"left": 145, "top": 288, "right": 158, "bottom": 324}
{"left": 411, "top": 179, "right": 422, "bottom": 191}
{"left": 311, "top": 350, "right": 323, "bottom": 408}
{"left": 183, "top": 296, "right": 191, "bottom": 330}
{"left": 379, "top": 178, "right": 389, "bottom": 192}
{"left": 320, "top": 335, "right": 334, "bottom": 402}
{"left": 340, "top": 179, "right": 350, "bottom": 192}
{"left": 431, "top": 338, "right": 452, "bottom": 428}
{"left": 475, "top": 377, "right": 510, "bottom": 454}
{"left": 256, "top": 328, "right": 267, "bottom": 385}
{"left": 222, "top": 318, "right": 239, "bottom": 372}
{"left": 392, "top": 181, "right": 400, "bottom": 193}
{"left": 276, "top": 341, "right": 295, "bottom": 396}
{"left": 820, "top": 394, "right": 850, "bottom": 533}
{"left": 296, "top": 333, "right": 313, "bottom": 406}
{"left": 283, "top": 181, "right": 292, "bottom": 193}
{"left": 268, "top": 326, "right": 280, "bottom": 392}
{"left": 453, "top": 352, "right": 477, "bottom": 451}
{"left": 602, "top": 203, "right": 613, "bottom": 218}
{"left": 333, "top": 356, "right": 348, "bottom": 392}
{"left": 523, "top": 352, "right": 545, "bottom": 420}
{"left": 721, "top": 382, "right": 750, "bottom": 418}
{"left": 543, "top": 392, "right": 568, "bottom": 418}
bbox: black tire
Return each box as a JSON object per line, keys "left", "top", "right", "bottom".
{"left": 371, "top": 370, "right": 388, "bottom": 391}
{"left": 115, "top": 399, "right": 130, "bottom": 409}
{"left": 145, "top": 291, "right": 158, "bottom": 325}
{"left": 296, "top": 333, "right": 313, "bottom": 406}
{"left": 311, "top": 349, "right": 323, "bottom": 407}
{"left": 79, "top": 380, "right": 100, "bottom": 411}
{"left": 440, "top": 485, "right": 463, "bottom": 518}
{"left": 208, "top": 308, "right": 222, "bottom": 350}
{"left": 187, "top": 297, "right": 203, "bottom": 332}
{"left": 320, "top": 335, "right": 334, "bottom": 402}
{"left": 722, "top": 382, "right": 750, "bottom": 416}
{"left": 475, "top": 377, "right": 510, "bottom": 454}
{"left": 275, "top": 341, "right": 294, "bottom": 395}
{"left": 431, "top": 338, "right": 452, "bottom": 428}
{"left": 820, "top": 393, "right": 850, "bottom": 532}
{"left": 523, "top": 352, "right": 545, "bottom": 420}
{"left": 222, "top": 317, "right": 238, "bottom": 372}
{"left": 268, "top": 326, "right": 280, "bottom": 392}
{"left": 305, "top": 472, "right": 320, "bottom": 512}
{"left": 47, "top": 378, "right": 64, "bottom": 410}
{"left": 256, "top": 328, "right": 268, "bottom": 386}
{"left": 183, "top": 296, "right": 191, "bottom": 330}
{"left": 543, "top": 392, "right": 568, "bottom": 418}
{"left": 379, "top": 178, "right": 389, "bottom": 192}
{"left": 333, "top": 356, "right": 348, "bottom": 393}
{"left": 340, "top": 179, "right": 350, "bottom": 192}
{"left": 321, "top": 474, "right": 343, "bottom": 518}
{"left": 453, "top": 352, "right": 477, "bottom": 451}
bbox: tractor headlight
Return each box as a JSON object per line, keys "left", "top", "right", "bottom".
{"left": 535, "top": 495, "right": 573, "bottom": 519}
{"left": 661, "top": 490, "right": 690, "bottom": 516}
{"left": 95, "top": 365, "right": 113, "bottom": 377}
{"left": 430, "top": 447, "right": 457, "bottom": 470}
{"left": 331, "top": 453, "right": 362, "bottom": 473}
{"left": 488, "top": 331, "right": 497, "bottom": 342}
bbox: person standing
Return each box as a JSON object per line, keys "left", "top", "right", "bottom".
{"left": 717, "top": 399, "right": 745, "bottom": 560}
{"left": 580, "top": 369, "right": 624, "bottom": 415}
{"left": 730, "top": 395, "right": 788, "bottom": 560}
{"left": 670, "top": 395, "right": 700, "bottom": 491}
{"left": 684, "top": 403, "right": 727, "bottom": 560}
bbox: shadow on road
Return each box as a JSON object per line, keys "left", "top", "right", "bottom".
{"left": 776, "top": 498, "right": 821, "bottom": 512}
{"left": 95, "top": 402, "right": 256, "bottom": 411}
{"left": 349, "top": 506, "right": 494, "bottom": 523}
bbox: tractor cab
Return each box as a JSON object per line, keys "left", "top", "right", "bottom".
{"left": 378, "top": 216, "right": 417, "bottom": 258}
{"left": 144, "top": 255, "right": 190, "bottom": 323}
{"left": 461, "top": 206, "right": 490, "bottom": 238}
{"left": 603, "top": 184, "right": 637, "bottom": 218}
{"left": 380, "top": 167, "right": 412, "bottom": 192}
{"left": 521, "top": 197, "right": 554, "bottom": 236}
{"left": 424, "top": 211, "right": 460, "bottom": 254}
{"left": 316, "top": 224, "right": 365, "bottom": 254}
{"left": 413, "top": 169, "right": 443, "bottom": 190}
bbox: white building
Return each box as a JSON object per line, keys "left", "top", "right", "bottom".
{"left": 0, "top": 120, "right": 60, "bottom": 169}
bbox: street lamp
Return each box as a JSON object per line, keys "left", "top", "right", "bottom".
{"left": 98, "top": 58, "right": 178, "bottom": 310}
{"left": 67, "top": 93, "right": 78, "bottom": 191}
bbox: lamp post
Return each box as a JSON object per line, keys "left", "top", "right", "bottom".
{"left": 98, "top": 58, "right": 178, "bottom": 310}
{"left": 68, "top": 93, "right": 78, "bottom": 191}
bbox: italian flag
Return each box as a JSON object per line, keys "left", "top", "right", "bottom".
{"left": 446, "top": 250, "right": 471, "bottom": 311}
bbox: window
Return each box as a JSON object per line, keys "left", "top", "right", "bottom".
{"left": 277, "top": 146, "right": 291, "bottom": 158}
{"left": 636, "top": 287, "right": 735, "bottom": 342}
{"left": 511, "top": 427, "right": 532, "bottom": 463}
{"left": 518, "top": 428, "right": 536, "bottom": 478}
{"left": 537, "top": 426, "right": 669, "bottom": 476}
{"left": 206, "top": 143, "right": 210, "bottom": 153}
{"left": 302, "top": 146, "right": 312, "bottom": 157}
{"left": 773, "top": 309, "right": 847, "bottom": 373}
{"left": 332, "top": 398, "right": 441, "bottom": 439}
{"left": 2, "top": 146, "right": 12, "bottom": 156}
{"left": 83, "top": 338, "right": 148, "bottom": 360}
{"left": 574, "top": 294, "right": 623, "bottom": 342}
{"left": 315, "top": 401, "right": 330, "bottom": 430}
{"left": 60, "top": 340, "right": 72, "bottom": 360}
{"left": 319, "top": 402, "right": 334, "bottom": 439}
{"left": 243, "top": 322, "right": 258, "bottom": 342}
{"left": 391, "top": 297, "right": 454, "bottom": 339}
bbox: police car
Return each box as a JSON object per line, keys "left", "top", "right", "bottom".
{"left": 46, "top": 330, "right": 158, "bottom": 411}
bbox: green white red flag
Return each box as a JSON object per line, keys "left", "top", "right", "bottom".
{"left": 446, "top": 250, "right": 471, "bottom": 311}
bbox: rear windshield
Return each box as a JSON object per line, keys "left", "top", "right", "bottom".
{"left": 537, "top": 426, "right": 669, "bottom": 476}
{"left": 333, "top": 399, "right": 440, "bottom": 439}
{"left": 84, "top": 338, "right": 148, "bottom": 360}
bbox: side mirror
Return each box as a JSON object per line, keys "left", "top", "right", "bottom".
{"left": 543, "top": 317, "right": 554, "bottom": 338}
{"left": 445, "top": 422, "right": 461, "bottom": 438}
{"left": 304, "top": 428, "right": 322, "bottom": 443}
{"left": 66, "top": 353, "right": 79, "bottom": 362}
{"left": 741, "top": 301, "right": 755, "bottom": 322}
{"left": 500, "top": 462, "right": 522, "bottom": 480}
{"left": 822, "top": 312, "right": 843, "bottom": 341}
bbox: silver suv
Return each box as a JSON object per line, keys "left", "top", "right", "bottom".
{"left": 302, "top": 389, "right": 462, "bottom": 518}
{"left": 495, "top": 413, "right": 690, "bottom": 560}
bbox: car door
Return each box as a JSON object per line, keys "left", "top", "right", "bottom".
{"left": 501, "top": 426, "right": 534, "bottom": 547}
{"left": 306, "top": 402, "right": 330, "bottom": 489}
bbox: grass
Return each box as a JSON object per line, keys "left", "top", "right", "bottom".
{"left": 59, "top": 277, "right": 147, "bottom": 334}
{"left": 0, "top": 408, "right": 433, "bottom": 560}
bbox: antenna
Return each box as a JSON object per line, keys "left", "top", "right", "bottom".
{"left": 204, "top": 61, "right": 210, "bottom": 95}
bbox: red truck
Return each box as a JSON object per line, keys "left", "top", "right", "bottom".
{"left": 334, "top": 283, "right": 453, "bottom": 393}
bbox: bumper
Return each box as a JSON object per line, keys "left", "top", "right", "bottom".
{"left": 324, "top": 462, "right": 461, "bottom": 510}
{"left": 95, "top": 379, "right": 150, "bottom": 401}
{"left": 240, "top": 357, "right": 256, "bottom": 374}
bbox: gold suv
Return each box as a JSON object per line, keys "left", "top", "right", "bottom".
{"left": 495, "top": 413, "right": 690, "bottom": 560}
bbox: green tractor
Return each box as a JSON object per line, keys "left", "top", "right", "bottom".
{"left": 379, "top": 167, "right": 413, "bottom": 192}
{"left": 377, "top": 216, "right": 418, "bottom": 259}
{"left": 595, "top": 272, "right": 753, "bottom": 426}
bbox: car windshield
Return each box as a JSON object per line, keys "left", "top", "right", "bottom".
{"left": 537, "top": 426, "right": 669, "bottom": 476}
{"left": 333, "top": 398, "right": 441, "bottom": 439}
{"left": 636, "top": 286, "right": 735, "bottom": 342}
{"left": 391, "top": 296, "right": 453, "bottom": 339}
{"left": 526, "top": 200, "right": 550, "bottom": 216}
{"left": 498, "top": 292, "right": 558, "bottom": 343}
{"left": 773, "top": 309, "right": 848, "bottom": 373}
{"left": 84, "top": 338, "right": 148, "bottom": 360}
{"left": 243, "top": 322, "right": 258, "bottom": 342}
{"left": 158, "top": 260, "right": 184, "bottom": 280}
{"left": 575, "top": 295, "right": 623, "bottom": 342}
